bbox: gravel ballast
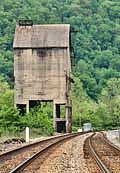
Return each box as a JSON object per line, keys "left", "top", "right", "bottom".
{"left": 36, "top": 133, "right": 91, "bottom": 173}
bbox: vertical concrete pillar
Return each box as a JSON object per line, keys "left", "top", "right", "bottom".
{"left": 15, "top": 104, "right": 17, "bottom": 109}
{"left": 53, "top": 103, "right": 56, "bottom": 131}
{"left": 66, "top": 101, "right": 72, "bottom": 133}
{"left": 65, "top": 70, "right": 72, "bottom": 133}
{"left": 26, "top": 102, "right": 29, "bottom": 113}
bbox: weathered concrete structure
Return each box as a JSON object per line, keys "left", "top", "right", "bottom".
{"left": 13, "top": 23, "right": 72, "bottom": 133}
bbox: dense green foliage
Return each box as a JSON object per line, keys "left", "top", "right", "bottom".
{"left": 0, "top": 0, "right": 120, "bottom": 134}
{"left": 72, "top": 77, "right": 120, "bottom": 130}
{"left": 20, "top": 105, "right": 53, "bottom": 135}
{"left": 0, "top": 78, "right": 53, "bottom": 136}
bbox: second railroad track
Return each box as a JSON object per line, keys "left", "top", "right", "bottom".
{"left": 84, "top": 132, "right": 120, "bottom": 173}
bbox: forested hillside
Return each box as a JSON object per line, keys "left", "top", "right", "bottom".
{"left": 0, "top": 0, "right": 120, "bottom": 134}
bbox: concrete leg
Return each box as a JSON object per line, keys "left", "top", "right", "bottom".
{"left": 14, "top": 104, "right": 17, "bottom": 109}
{"left": 53, "top": 103, "right": 56, "bottom": 131}
{"left": 26, "top": 102, "right": 29, "bottom": 113}
{"left": 66, "top": 105, "right": 72, "bottom": 133}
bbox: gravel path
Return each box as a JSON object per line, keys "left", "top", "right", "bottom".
{"left": 35, "top": 133, "right": 91, "bottom": 173}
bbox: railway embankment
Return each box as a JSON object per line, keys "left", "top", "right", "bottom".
{"left": 106, "top": 130, "right": 120, "bottom": 148}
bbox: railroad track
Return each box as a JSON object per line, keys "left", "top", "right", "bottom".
{"left": 84, "top": 132, "right": 120, "bottom": 173}
{"left": 0, "top": 132, "right": 87, "bottom": 173}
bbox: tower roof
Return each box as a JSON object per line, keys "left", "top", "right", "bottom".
{"left": 13, "top": 24, "right": 70, "bottom": 48}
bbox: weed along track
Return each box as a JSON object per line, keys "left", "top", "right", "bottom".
{"left": 84, "top": 132, "right": 120, "bottom": 173}
{"left": 0, "top": 132, "right": 87, "bottom": 173}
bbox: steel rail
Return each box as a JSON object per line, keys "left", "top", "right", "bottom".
{"left": 10, "top": 132, "right": 83, "bottom": 173}
{"left": 101, "top": 132, "right": 120, "bottom": 152}
{"left": 0, "top": 132, "right": 83, "bottom": 160}
{"left": 88, "top": 133, "right": 111, "bottom": 173}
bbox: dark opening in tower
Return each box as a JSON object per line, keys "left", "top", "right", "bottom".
{"left": 55, "top": 104, "right": 66, "bottom": 133}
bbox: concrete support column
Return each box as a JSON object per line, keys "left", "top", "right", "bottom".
{"left": 26, "top": 102, "right": 29, "bottom": 113}
{"left": 15, "top": 104, "right": 17, "bottom": 109}
{"left": 53, "top": 103, "right": 56, "bottom": 131}
{"left": 66, "top": 100, "right": 72, "bottom": 133}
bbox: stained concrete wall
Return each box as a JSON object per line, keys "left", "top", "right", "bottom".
{"left": 14, "top": 48, "right": 70, "bottom": 104}
{"left": 14, "top": 24, "right": 72, "bottom": 133}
